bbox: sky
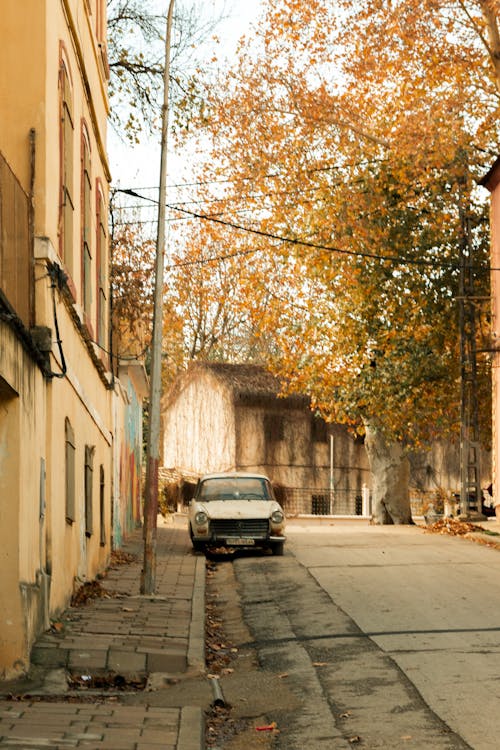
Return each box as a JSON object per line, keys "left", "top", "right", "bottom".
{"left": 108, "top": 0, "right": 263, "bottom": 192}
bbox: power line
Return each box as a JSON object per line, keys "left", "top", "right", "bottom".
{"left": 114, "top": 188, "right": 492, "bottom": 274}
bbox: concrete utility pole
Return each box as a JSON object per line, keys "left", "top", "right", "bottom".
{"left": 141, "top": 0, "right": 175, "bottom": 595}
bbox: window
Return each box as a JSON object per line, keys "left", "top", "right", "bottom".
{"left": 312, "top": 416, "right": 328, "bottom": 443}
{"left": 96, "top": 0, "right": 105, "bottom": 42}
{"left": 96, "top": 184, "right": 107, "bottom": 347}
{"left": 65, "top": 418, "right": 76, "bottom": 524}
{"left": 99, "top": 464, "right": 106, "bottom": 546}
{"left": 81, "top": 126, "right": 92, "bottom": 320}
{"left": 95, "top": 0, "right": 110, "bottom": 79}
{"left": 59, "top": 56, "right": 74, "bottom": 277}
{"left": 264, "top": 414, "right": 285, "bottom": 443}
{"left": 84, "top": 445, "right": 95, "bottom": 537}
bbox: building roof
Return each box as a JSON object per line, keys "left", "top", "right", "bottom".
{"left": 166, "top": 361, "right": 309, "bottom": 409}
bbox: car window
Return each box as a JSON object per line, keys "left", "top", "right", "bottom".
{"left": 198, "top": 477, "right": 272, "bottom": 501}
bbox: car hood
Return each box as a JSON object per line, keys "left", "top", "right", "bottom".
{"left": 197, "top": 500, "right": 280, "bottom": 519}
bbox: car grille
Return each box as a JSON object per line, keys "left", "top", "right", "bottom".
{"left": 210, "top": 519, "right": 269, "bottom": 538}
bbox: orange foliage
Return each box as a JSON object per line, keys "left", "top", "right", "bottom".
{"left": 171, "top": 0, "right": 498, "bottom": 445}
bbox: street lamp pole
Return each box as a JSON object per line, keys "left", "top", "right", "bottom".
{"left": 141, "top": 0, "right": 175, "bottom": 595}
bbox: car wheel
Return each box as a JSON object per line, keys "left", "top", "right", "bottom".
{"left": 272, "top": 542, "right": 284, "bottom": 556}
{"left": 189, "top": 525, "right": 205, "bottom": 552}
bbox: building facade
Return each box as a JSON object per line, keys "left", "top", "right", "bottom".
{"left": 162, "top": 362, "right": 490, "bottom": 517}
{"left": 162, "top": 362, "right": 371, "bottom": 514}
{"left": 0, "top": 1, "right": 144, "bottom": 680}
{"left": 481, "top": 157, "right": 500, "bottom": 514}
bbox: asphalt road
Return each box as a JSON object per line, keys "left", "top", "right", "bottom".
{"left": 230, "top": 519, "right": 500, "bottom": 749}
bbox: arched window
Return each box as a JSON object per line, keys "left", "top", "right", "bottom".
{"left": 84, "top": 444, "right": 95, "bottom": 537}
{"left": 96, "top": 183, "right": 107, "bottom": 348}
{"left": 81, "top": 125, "right": 92, "bottom": 321}
{"left": 65, "top": 417, "right": 75, "bottom": 524}
{"left": 99, "top": 464, "right": 106, "bottom": 546}
{"left": 59, "top": 54, "right": 74, "bottom": 277}
{"left": 96, "top": 0, "right": 105, "bottom": 42}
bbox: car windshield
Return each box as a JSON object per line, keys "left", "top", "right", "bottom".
{"left": 198, "top": 477, "right": 272, "bottom": 501}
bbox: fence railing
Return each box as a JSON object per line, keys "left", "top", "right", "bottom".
{"left": 277, "top": 486, "right": 371, "bottom": 517}
{"left": 0, "top": 151, "right": 32, "bottom": 327}
{"left": 409, "top": 490, "right": 462, "bottom": 518}
{"left": 280, "top": 488, "right": 452, "bottom": 518}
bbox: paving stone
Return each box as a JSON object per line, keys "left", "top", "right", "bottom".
{"left": 68, "top": 649, "right": 108, "bottom": 671}
{"left": 31, "top": 646, "right": 68, "bottom": 669}
{"left": 2, "top": 522, "right": 205, "bottom": 750}
{"left": 107, "top": 648, "right": 148, "bottom": 674}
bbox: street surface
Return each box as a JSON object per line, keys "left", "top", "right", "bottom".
{"left": 227, "top": 519, "right": 500, "bottom": 749}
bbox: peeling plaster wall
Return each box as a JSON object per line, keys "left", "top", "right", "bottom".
{"left": 163, "top": 371, "right": 235, "bottom": 475}
{"left": 235, "top": 405, "right": 370, "bottom": 491}
{"left": 112, "top": 371, "right": 144, "bottom": 548}
{"left": 0, "top": 323, "right": 47, "bottom": 679}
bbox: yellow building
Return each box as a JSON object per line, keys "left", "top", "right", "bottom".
{"left": 0, "top": 0, "right": 144, "bottom": 679}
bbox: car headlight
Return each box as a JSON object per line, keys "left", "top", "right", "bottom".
{"left": 271, "top": 510, "right": 284, "bottom": 524}
{"left": 195, "top": 511, "right": 208, "bottom": 525}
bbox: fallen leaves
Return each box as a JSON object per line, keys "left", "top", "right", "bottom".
{"left": 70, "top": 580, "right": 110, "bottom": 607}
{"left": 424, "top": 518, "right": 500, "bottom": 551}
{"left": 425, "top": 518, "right": 481, "bottom": 536}
{"left": 67, "top": 672, "right": 146, "bottom": 691}
{"left": 205, "top": 571, "right": 239, "bottom": 675}
{"left": 110, "top": 549, "right": 137, "bottom": 566}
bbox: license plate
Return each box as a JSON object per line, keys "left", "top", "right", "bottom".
{"left": 225, "top": 537, "right": 255, "bottom": 546}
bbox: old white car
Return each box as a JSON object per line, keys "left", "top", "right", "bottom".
{"left": 188, "top": 472, "right": 286, "bottom": 555}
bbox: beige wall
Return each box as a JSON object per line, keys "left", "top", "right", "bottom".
{"left": 0, "top": 326, "right": 47, "bottom": 677}
{"left": 163, "top": 371, "right": 236, "bottom": 474}
{"left": 234, "top": 405, "right": 370, "bottom": 491}
{"left": 162, "top": 367, "right": 371, "bottom": 492}
{"left": 162, "top": 366, "right": 484, "bottom": 506}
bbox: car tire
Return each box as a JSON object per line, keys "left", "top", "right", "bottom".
{"left": 189, "top": 525, "right": 205, "bottom": 553}
{"left": 271, "top": 542, "right": 284, "bottom": 556}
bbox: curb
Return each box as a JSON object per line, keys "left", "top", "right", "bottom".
{"left": 178, "top": 706, "right": 205, "bottom": 750}
{"left": 187, "top": 554, "right": 206, "bottom": 675}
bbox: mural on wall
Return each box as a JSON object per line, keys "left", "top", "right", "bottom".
{"left": 113, "top": 364, "right": 147, "bottom": 547}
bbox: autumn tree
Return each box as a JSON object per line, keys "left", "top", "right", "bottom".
{"left": 107, "top": 0, "right": 228, "bottom": 142}
{"left": 109, "top": 202, "right": 156, "bottom": 366}
{"left": 164, "top": 216, "right": 271, "bottom": 364}
{"left": 179, "top": 0, "right": 499, "bottom": 522}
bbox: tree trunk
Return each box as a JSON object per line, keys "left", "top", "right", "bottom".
{"left": 364, "top": 423, "right": 413, "bottom": 524}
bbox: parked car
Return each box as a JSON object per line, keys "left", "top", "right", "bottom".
{"left": 188, "top": 472, "right": 286, "bottom": 555}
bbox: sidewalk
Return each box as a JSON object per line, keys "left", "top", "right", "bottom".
{"left": 0, "top": 515, "right": 206, "bottom": 750}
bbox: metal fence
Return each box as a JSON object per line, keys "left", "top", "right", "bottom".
{"left": 409, "top": 490, "right": 460, "bottom": 518}
{"left": 277, "top": 487, "right": 371, "bottom": 517}
{"left": 280, "top": 488, "right": 450, "bottom": 518}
